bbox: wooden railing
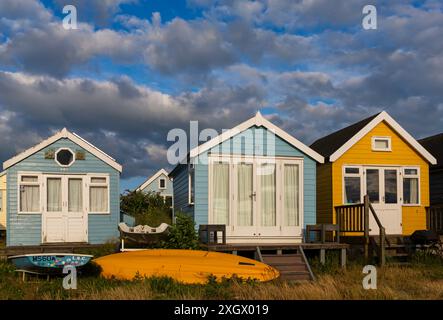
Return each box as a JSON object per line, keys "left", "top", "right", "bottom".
{"left": 335, "top": 195, "right": 386, "bottom": 266}
{"left": 335, "top": 203, "right": 365, "bottom": 233}
{"left": 427, "top": 205, "right": 443, "bottom": 234}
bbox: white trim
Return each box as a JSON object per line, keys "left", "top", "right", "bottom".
{"left": 341, "top": 164, "right": 422, "bottom": 206}
{"left": 87, "top": 174, "right": 111, "bottom": 214}
{"left": 17, "top": 173, "right": 43, "bottom": 214}
{"left": 136, "top": 169, "right": 169, "bottom": 192}
{"left": 3, "top": 128, "right": 122, "bottom": 172}
{"left": 189, "top": 112, "right": 324, "bottom": 163}
{"left": 54, "top": 147, "right": 76, "bottom": 168}
{"left": 371, "top": 136, "right": 392, "bottom": 152}
{"left": 402, "top": 166, "right": 421, "bottom": 206}
{"left": 188, "top": 165, "right": 195, "bottom": 205}
{"left": 329, "top": 111, "right": 437, "bottom": 164}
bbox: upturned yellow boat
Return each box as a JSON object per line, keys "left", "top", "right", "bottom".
{"left": 93, "top": 249, "right": 279, "bottom": 284}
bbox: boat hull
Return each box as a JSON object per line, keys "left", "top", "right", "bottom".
{"left": 94, "top": 249, "right": 279, "bottom": 284}
{"left": 8, "top": 253, "right": 93, "bottom": 274}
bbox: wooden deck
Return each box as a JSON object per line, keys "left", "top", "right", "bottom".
{"left": 0, "top": 243, "right": 107, "bottom": 258}
{"left": 204, "top": 242, "right": 349, "bottom": 269}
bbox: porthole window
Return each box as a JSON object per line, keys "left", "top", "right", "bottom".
{"left": 55, "top": 148, "right": 75, "bottom": 167}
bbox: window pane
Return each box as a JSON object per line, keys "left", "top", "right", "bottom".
{"left": 189, "top": 171, "right": 195, "bottom": 204}
{"left": 260, "top": 163, "right": 276, "bottom": 226}
{"left": 20, "top": 185, "right": 40, "bottom": 212}
{"left": 91, "top": 177, "right": 106, "bottom": 184}
{"left": 404, "top": 169, "right": 418, "bottom": 176}
{"left": 47, "top": 178, "right": 62, "bottom": 212}
{"left": 90, "top": 186, "right": 108, "bottom": 212}
{"left": 165, "top": 196, "right": 172, "bottom": 207}
{"left": 159, "top": 179, "right": 166, "bottom": 189}
{"left": 22, "top": 176, "right": 38, "bottom": 182}
{"left": 403, "top": 177, "right": 419, "bottom": 204}
{"left": 69, "top": 178, "right": 83, "bottom": 212}
{"left": 212, "top": 163, "right": 229, "bottom": 224}
{"left": 344, "top": 177, "right": 361, "bottom": 204}
{"left": 384, "top": 170, "right": 398, "bottom": 204}
{"left": 366, "top": 169, "right": 380, "bottom": 203}
{"left": 374, "top": 139, "right": 389, "bottom": 149}
{"left": 345, "top": 167, "right": 360, "bottom": 174}
{"left": 284, "top": 164, "right": 299, "bottom": 226}
{"left": 237, "top": 163, "right": 253, "bottom": 226}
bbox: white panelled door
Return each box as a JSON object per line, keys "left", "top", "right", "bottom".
{"left": 42, "top": 175, "right": 88, "bottom": 243}
{"left": 209, "top": 156, "right": 303, "bottom": 243}
{"left": 364, "top": 167, "right": 402, "bottom": 235}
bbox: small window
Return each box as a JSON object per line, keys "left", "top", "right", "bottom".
{"left": 89, "top": 176, "right": 109, "bottom": 213}
{"left": 372, "top": 137, "right": 391, "bottom": 151}
{"left": 19, "top": 174, "right": 40, "bottom": 213}
{"left": 165, "top": 196, "right": 173, "bottom": 208}
{"left": 159, "top": 178, "right": 166, "bottom": 190}
{"left": 343, "top": 166, "right": 362, "bottom": 204}
{"left": 55, "top": 148, "right": 75, "bottom": 167}
{"left": 345, "top": 167, "right": 360, "bottom": 174}
{"left": 403, "top": 168, "right": 419, "bottom": 205}
{"left": 189, "top": 167, "right": 195, "bottom": 205}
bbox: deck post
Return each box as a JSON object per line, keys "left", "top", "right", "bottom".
{"left": 320, "top": 249, "right": 326, "bottom": 265}
{"left": 379, "top": 227, "right": 386, "bottom": 267}
{"left": 364, "top": 195, "right": 370, "bottom": 262}
{"left": 340, "top": 248, "right": 346, "bottom": 268}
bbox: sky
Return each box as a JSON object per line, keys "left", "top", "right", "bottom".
{"left": 0, "top": 0, "right": 442, "bottom": 192}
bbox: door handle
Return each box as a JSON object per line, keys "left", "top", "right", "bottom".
{"left": 250, "top": 192, "right": 256, "bottom": 200}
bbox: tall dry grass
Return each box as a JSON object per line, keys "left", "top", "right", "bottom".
{"left": 2, "top": 259, "right": 443, "bottom": 300}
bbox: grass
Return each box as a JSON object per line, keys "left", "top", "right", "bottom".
{"left": 1, "top": 252, "right": 442, "bottom": 300}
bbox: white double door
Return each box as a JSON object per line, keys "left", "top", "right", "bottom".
{"left": 42, "top": 175, "right": 88, "bottom": 243}
{"left": 364, "top": 167, "right": 402, "bottom": 235}
{"left": 209, "top": 156, "right": 303, "bottom": 243}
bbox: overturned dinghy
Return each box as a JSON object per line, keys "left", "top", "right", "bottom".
{"left": 118, "top": 222, "right": 170, "bottom": 245}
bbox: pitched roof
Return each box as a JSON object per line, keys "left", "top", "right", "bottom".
{"left": 419, "top": 133, "right": 443, "bottom": 168}
{"left": 136, "top": 168, "right": 170, "bottom": 192}
{"left": 310, "top": 111, "right": 437, "bottom": 164}
{"left": 3, "top": 128, "right": 123, "bottom": 172}
{"left": 310, "top": 113, "right": 380, "bottom": 158}
{"left": 189, "top": 112, "right": 324, "bottom": 163}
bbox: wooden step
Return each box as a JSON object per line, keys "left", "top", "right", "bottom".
{"left": 259, "top": 252, "right": 313, "bottom": 281}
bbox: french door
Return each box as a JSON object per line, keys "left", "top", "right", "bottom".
{"left": 209, "top": 156, "right": 303, "bottom": 243}
{"left": 364, "top": 167, "right": 402, "bottom": 235}
{"left": 42, "top": 175, "right": 88, "bottom": 243}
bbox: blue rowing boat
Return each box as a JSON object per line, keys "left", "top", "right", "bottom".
{"left": 8, "top": 253, "right": 93, "bottom": 274}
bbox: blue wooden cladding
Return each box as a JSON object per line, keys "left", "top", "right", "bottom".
{"left": 170, "top": 116, "right": 323, "bottom": 243}
{"left": 4, "top": 135, "right": 121, "bottom": 247}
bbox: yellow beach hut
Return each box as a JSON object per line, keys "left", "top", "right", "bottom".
{"left": 310, "top": 111, "right": 437, "bottom": 236}
{"left": 0, "top": 171, "right": 6, "bottom": 237}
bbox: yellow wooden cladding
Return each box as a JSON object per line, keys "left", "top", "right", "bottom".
{"left": 0, "top": 174, "right": 6, "bottom": 230}
{"left": 317, "top": 121, "right": 430, "bottom": 236}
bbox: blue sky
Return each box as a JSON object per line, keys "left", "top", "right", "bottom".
{"left": 0, "top": 0, "right": 442, "bottom": 192}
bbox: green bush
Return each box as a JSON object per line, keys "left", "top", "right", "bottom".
{"left": 120, "top": 190, "right": 172, "bottom": 227}
{"left": 161, "top": 212, "right": 200, "bottom": 250}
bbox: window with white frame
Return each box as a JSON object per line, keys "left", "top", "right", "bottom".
{"left": 89, "top": 176, "right": 109, "bottom": 213}
{"left": 188, "top": 166, "right": 195, "bottom": 205}
{"left": 19, "top": 175, "right": 40, "bottom": 213}
{"left": 159, "top": 178, "right": 166, "bottom": 190}
{"left": 403, "top": 168, "right": 419, "bottom": 205}
{"left": 372, "top": 136, "right": 391, "bottom": 151}
{"left": 343, "top": 167, "right": 362, "bottom": 204}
